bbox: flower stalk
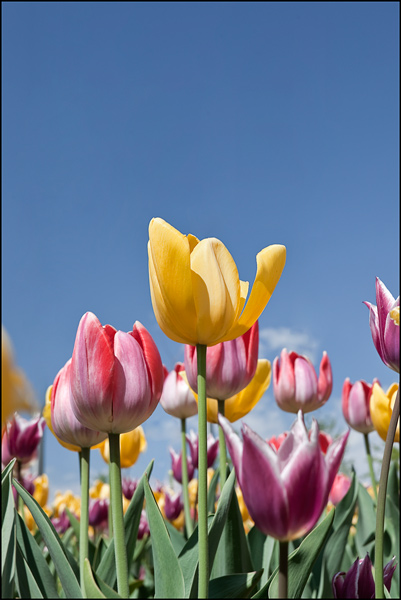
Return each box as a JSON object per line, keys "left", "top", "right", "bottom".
{"left": 109, "top": 433, "right": 129, "bottom": 598}
{"left": 181, "top": 418, "right": 193, "bottom": 538}
{"left": 375, "top": 388, "right": 399, "bottom": 599}
{"left": 79, "top": 447, "right": 90, "bottom": 591}
{"left": 217, "top": 400, "right": 227, "bottom": 489}
{"left": 363, "top": 433, "right": 378, "bottom": 502}
{"left": 197, "top": 343, "right": 209, "bottom": 598}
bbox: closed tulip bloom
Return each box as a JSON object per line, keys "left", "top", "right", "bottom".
{"left": 332, "top": 554, "right": 397, "bottom": 598}
{"left": 148, "top": 218, "right": 286, "bottom": 346}
{"left": 273, "top": 349, "right": 332, "bottom": 414}
{"left": 370, "top": 382, "right": 399, "bottom": 442}
{"left": 342, "top": 378, "right": 377, "bottom": 434}
{"left": 186, "top": 429, "right": 219, "bottom": 469}
{"left": 170, "top": 447, "right": 195, "bottom": 483}
{"left": 164, "top": 491, "right": 184, "bottom": 521}
{"left": 364, "top": 278, "right": 400, "bottom": 373}
{"left": 70, "top": 312, "right": 164, "bottom": 434}
{"left": 122, "top": 477, "right": 138, "bottom": 500}
{"left": 89, "top": 498, "right": 109, "bottom": 528}
{"left": 219, "top": 411, "right": 349, "bottom": 541}
{"left": 98, "top": 426, "right": 147, "bottom": 468}
{"left": 160, "top": 363, "right": 198, "bottom": 419}
{"left": 329, "top": 473, "right": 352, "bottom": 506}
{"left": 2, "top": 413, "right": 45, "bottom": 465}
{"left": 51, "top": 511, "right": 71, "bottom": 534}
{"left": 51, "top": 359, "right": 107, "bottom": 449}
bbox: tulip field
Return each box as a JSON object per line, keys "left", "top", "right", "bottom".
{"left": 2, "top": 218, "right": 399, "bottom": 599}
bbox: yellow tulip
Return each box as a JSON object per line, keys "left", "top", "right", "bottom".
{"left": 89, "top": 480, "right": 110, "bottom": 500}
{"left": 185, "top": 359, "right": 271, "bottom": 423}
{"left": 98, "top": 426, "right": 147, "bottom": 469}
{"left": 370, "top": 382, "right": 399, "bottom": 442}
{"left": 148, "top": 218, "right": 286, "bottom": 346}
{"left": 33, "top": 474, "right": 49, "bottom": 507}
{"left": 2, "top": 326, "right": 38, "bottom": 428}
{"left": 53, "top": 490, "right": 81, "bottom": 518}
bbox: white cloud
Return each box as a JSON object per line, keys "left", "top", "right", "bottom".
{"left": 259, "top": 327, "right": 320, "bottom": 363}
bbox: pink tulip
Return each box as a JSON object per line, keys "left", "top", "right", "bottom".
{"left": 70, "top": 312, "right": 164, "bottom": 434}
{"left": 164, "top": 491, "right": 183, "bottom": 521}
{"left": 329, "top": 473, "right": 352, "bottom": 506}
{"left": 273, "top": 348, "right": 332, "bottom": 413}
{"left": 332, "top": 554, "right": 396, "bottom": 598}
{"left": 364, "top": 278, "right": 399, "bottom": 373}
{"left": 219, "top": 411, "right": 349, "bottom": 541}
{"left": 138, "top": 510, "right": 150, "bottom": 539}
{"left": 160, "top": 363, "right": 198, "bottom": 419}
{"left": 267, "top": 429, "right": 333, "bottom": 454}
{"left": 342, "top": 378, "right": 377, "bottom": 434}
{"left": 186, "top": 429, "right": 219, "bottom": 469}
{"left": 169, "top": 447, "right": 195, "bottom": 483}
{"left": 2, "top": 414, "right": 45, "bottom": 465}
{"left": 51, "top": 359, "right": 107, "bottom": 449}
{"left": 184, "top": 321, "right": 259, "bottom": 400}
{"left": 122, "top": 477, "right": 138, "bottom": 500}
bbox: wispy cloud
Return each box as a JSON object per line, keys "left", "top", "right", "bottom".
{"left": 259, "top": 327, "right": 319, "bottom": 363}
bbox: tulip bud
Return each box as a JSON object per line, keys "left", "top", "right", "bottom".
{"left": 160, "top": 363, "right": 198, "bottom": 419}
{"left": 169, "top": 447, "right": 195, "bottom": 483}
{"left": 342, "top": 378, "right": 377, "bottom": 434}
{"left": 89, "top": 498, "right": 109, "bottom": 528}
{"left": 273, "top": 349, "right": 332, "bottom": 414}
{"left": 329, "top": 473, "right": 351, "bottom": 506}
{"left": 332, "top": 554, "right": 397, "bottom": 598}
{"left": 186, "top": 429, "right": 219, "bottom": 469}
{"left": 163, "top": 491, "right": 183, "bottom": 521}
{"left": 122, "top": 477, "right": 138, "bottom": 500}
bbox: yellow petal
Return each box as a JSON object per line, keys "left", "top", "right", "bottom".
{"left": 370, "top": 382, "right": 399, "bottom": 442}
{"left": 99, "top": 426, "right": 147, "bottom": 468}
{"left": 148, "top": 218, "right": 198, "bottom": 344}
{"left": 220, "top": 245, "right": 286, "bottom": 342}
{"left": 190, "top": 238, "right": 241, "bottom": 345}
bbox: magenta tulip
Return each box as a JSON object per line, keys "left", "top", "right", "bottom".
{"left": 219, "top": 410, "right": 349, "bottom": 541}
{"left": 89, "top": 498, "right": 109, "bottom": 528}
{"left": 122, "top": 477, "right": 138, "bottom": 500}
{"left": 184, "top": 321, "right": 259, "bottom": 400}
{"left": 51, "top": 359, "right": 107, "bottom": 449}
{"left": 70, "top": 312, "right": 164, "bottom": 434}
{"left": 332, "top": 554, "right": 396, "bottom": 598}
{"left": 186, "top": 429, "right": 219, "bottom": 469}
{"left": 164, "top": 491, "right": 183, "bottom": 521}
{"left": 51, "top": 511, "right": 71, "bottom": 534}
{"left": 273, "top": 348, "right": 333, "bottom": 413}
{"left": 138, "top": 510, "right": 150, "bottom": 539}
{"left": 2, "top": 414, "right": 45, "bottom": 465}
{"left": 364, "top": 278, "right": 399, "bottom": 372}
{"left": 342, "top": 378, "right": 377, "bottom": 434}
{"left": 160, "top": 362, "right": 198, "bottom": 419}
{"left": 169, "top": 447, "right": 195, "bottom": 483}
{"left": 329, "top": 473, "right": 352, "bottom": 506}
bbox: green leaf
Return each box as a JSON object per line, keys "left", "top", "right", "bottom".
{"left": 384, "top": 494, "right": 400, "bottom": 597}
{"left": 209, "top": 570, "right": 263, "bottom": 598}
{"left": 268, "top": 508, "right": 335, "bottom": 598}
{"left": 64, "top": 506, "right": 96, "bottom": 565}
{"left": 144, "top": 476, "right": 185, "bottom": 598}
{"left": 16, "top": 512, "right": 59, "bottom": 598}
{"left": 247, "top": 527, "right": 277, "bottom": 590}
{"left": 2, "top": 464, "right": 16, "bottom": 599}
{"left": 15, "top": 543, "right": 44, "bottom": 599}
{"left": 96, "top": 459, "right": 153, "bottom": 588}
{"left": 164, "top": 519, "right": 187, "bottom": 556}
{"left": 83, "top": 559, "right": 107, "bottom": 598}
{"left": 207, "top": 468, "right": 221, "bottom": 514}
{"left": 355, "top": 482, "right": 376, "bottom": 558}
{"left": 12, "top": 478, "right": 82, "bottom": 599}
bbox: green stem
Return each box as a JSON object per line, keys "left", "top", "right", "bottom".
{"left": 197, "top": 343, "right": 209, "bottom": 599}
{"left": 278, "top": 540, "right": 288, "bottom": 599}
{"left": 181, "top": 418, "right": 193, "bottom": 538}
{"left": 109, "top": 433, "right": 129, "bottom": 598}
{"left": 375, "top": 388, "right": 399, "bottom": 599}
{"left": 79, "top": 447, "right": 90, "bottom": 593}
{"left": 363, "top": 433, "right": 378, "bottom": 502}
{"left": 217, "top": 400, "right": 227, "bottom": 489}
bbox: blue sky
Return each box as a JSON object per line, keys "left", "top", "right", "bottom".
{"left": 2, "top": 2, "right": 399, "bottom": 499}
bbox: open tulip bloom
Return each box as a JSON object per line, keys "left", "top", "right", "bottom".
{"left": 219, "top": 410, "right": 349, "bottom": 542}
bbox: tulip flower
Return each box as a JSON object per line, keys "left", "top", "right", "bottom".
{"left": 2, "top": 413, "right": 45, "bottom": 465}
{"left": 148, "top": 218, "right": 286, "bottom": 346}
{"left": 184, "top": 321, "right": 259, "bottom": 400}
{"left": 160, "top": 362, "right": 198, "bottom": 419}
{"left": 364, "top": 278, "right": 400, "bottom": 373}
{"left": 43, "top": 386, "right": 80, "bottom": 452}
{"left": 12, "top": 474, "right": 35, "bottom": 506}
{"left": 51, "top": 359, "right": 107, "bottom": 449}
{"left": 267, "top": 429, "right": 333, "bottom": 454}
{"left": 219, "top": 410, "right": 349, "bottom": 541}
{"left": 332, "top": 554, "right": 397, "bottom": 598}
{"left": 2, "top": 326, "right": 38, "bottom": 428}
{"left": 329, "top": 473, "right": 352, "bottom": 506}
{"left": 370, "top": 382, "right": 399, "bottom": 442}
{"left": 138, "top": 510, "right": 150, "bottom": 539}
{"left": 342, "top": 378, "right": 377, "bottom": 435}
{"left": 89, "top": 480, "right": 110, "bottom": 500}
{"left": 98, "top": 426, "right": 147, "bottom": 468}
{"left": 273, "top": 349, "right": 332, "bottom": 414}
{"left": 163, "top": 491, "right": 184, "bottom": 521}
{"left": 33, "top": 474, "right": 49, "bottom": 507}
{"left": 186, "top": 429, "right": 219, "bottom": 469}
{"left": 53, "top": 490, "right": 81, "bottom": 518}
{"left": 170, "top": 447, "right": 195, "bottom": 483}
{"left": 51, "top": 511, "right": 71, "bottom": 534}
{"left": 122, "top": 477, "right": 138, "bottom": 500}
{"left": 89, "top": 498, "right": 109, "bottom": 528}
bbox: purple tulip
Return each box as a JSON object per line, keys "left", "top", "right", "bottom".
{"left": 342, "top": 378, "right": 377, "bottom": 434}
{"left": 186, "top": 429, "right": 219, "bottom": 469}
{"left": 219, "top": 410, "right": 349, "bottom": 541}
{"left": 184, "top": 321, "right": 259, "bottom": 400}
{"left": 160, "top": 363, "right": 198, "bottom": 419}
{"left": 89, "top": 498, "right": 109, "bottom": 528}
{"left": 51, "top": 510, "right": 71, "bottom": 534}
{"left": 122, "top": 477, "right": 138, "bottom": 500}
{"left": 332, "top": 554, "right": 397, "bottom": 598}
{"left": 169, "top": 447, "right": 194, "bottom": 483}
{"left": 273, "top": 349, "right": 333, "bottom": 413}
{"left": 138, "top": 510, "right": 150, "bottom": 539}
{"left": 164, "top": 491, "right": 183, "bottom": 521}
{"left": 2, "top": 414, "right": 45, "bottom": 465}
{"left": 364, "top": 278, "right": 400, "bottom": 373}
{"left": 51, "top": 359, "right": 107, "bottom": 449}
{"left": 12, "top": 474, "right": 35, "bottom": 505}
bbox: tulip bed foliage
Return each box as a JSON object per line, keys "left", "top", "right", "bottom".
{"left": 1, "top": 454, "right": 399, "bottom": 599}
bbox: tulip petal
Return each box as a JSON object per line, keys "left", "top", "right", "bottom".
{"left": 218, "top": 415, "right": 244, "bottom": 486}
{"left": 224, "top": 359, "right": 271, "bottom": 422}
{"left": 324, "top": 429, "right": 350, "bottom": 493}
{"left": 131, "top": 321, "right": 164, "bottom": 401}
{"left": 148, "top": 218, "right": 198, "bottom": 344}
{"left": 317, "top": 351, "right": 333, "bottom": 404}
{"left": 190, "top": 238, "right": 241, "bottom": 345}
{"left": 294, "top": 356, "right": 318, "bottom": 409}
